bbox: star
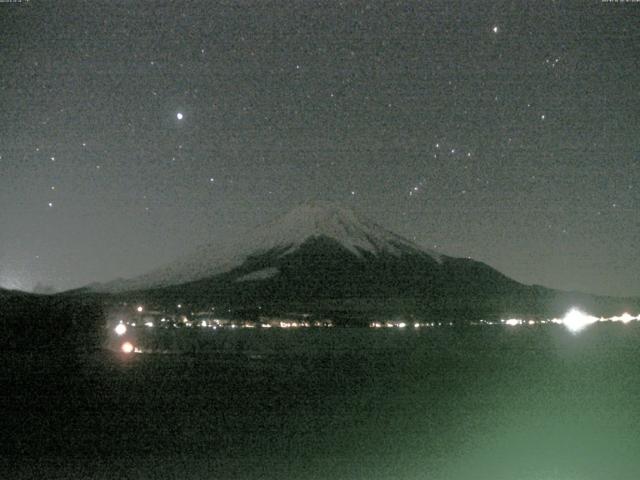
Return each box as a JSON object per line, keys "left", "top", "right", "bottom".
{"left": 492, "top": 26, "right": 499, "bottom": 34}
{"left": 48, "top": 202, "right": 53, "bottom": 208}
{"left": 177, "top": 112, "right": 184, "bottom": 120}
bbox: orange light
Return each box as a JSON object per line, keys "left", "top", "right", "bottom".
{"left": 121, "top": 342, "right": 134, "bottom": 353}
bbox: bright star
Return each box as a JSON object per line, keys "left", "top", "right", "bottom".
{"left": 492, "top": 26, "right": 499, "bottom": 34}
{"left": 177, "top": 112, "right": 184, "bottom": 120}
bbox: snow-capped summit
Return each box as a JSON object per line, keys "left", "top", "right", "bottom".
{"left": 242, "top": 201, "right": 442, "bottom": 259}
{"left": 92, "top": 201, "right": 442, "bottom": 293}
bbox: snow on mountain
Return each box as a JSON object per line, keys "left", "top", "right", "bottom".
{"left": 92, "top": 201, "right": 443, "bottom": 293}
{"left": 235, "top": 267, "right": 280, "bottom": 282}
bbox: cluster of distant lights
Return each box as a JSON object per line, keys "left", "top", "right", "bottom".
{"left": 115, "top": 305, "right": 334, "bottom": 353}
{"left": 114, "top": 317, "right": 331, "bottom": 336}
{"left": 114, "top": 306, "right": 640, "bottom": 353}
{"left": 370, "top": 321, "right": 451, "bottom": 329}
{"left": 500, "top": 308, "right": 640, "bottom": 333}
{"left": 369, "top": 308, "right": 640, "bottom": 334}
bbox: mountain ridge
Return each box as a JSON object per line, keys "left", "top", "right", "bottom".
{"left": 75, "top": 202, "right": 639, "bottom": 321}
{"left": 91, "top": 201, "right": 444, "bottom": 293}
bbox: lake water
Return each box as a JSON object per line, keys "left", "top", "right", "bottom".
{"left": 4, "top": 324, "right": 640, "bottom": 479}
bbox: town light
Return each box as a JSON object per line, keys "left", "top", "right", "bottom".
{"left": 121, "top": 342, "right": 134, "bottom": 353}
{"left": 563, "top": 308, "right": 597, "bottom": 333}
{"left": 619, "top": 313, "right": 634, "bottom": 324}
{"left": 114, "top": 323, "right": 127, "bottom": 336}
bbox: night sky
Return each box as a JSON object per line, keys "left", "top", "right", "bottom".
{"left": 1, "top": 1, "right": 638, "bottom": 296}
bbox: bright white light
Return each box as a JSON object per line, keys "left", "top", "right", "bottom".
{"left": 563, "top": 308, "right": 597, "bottom": 333}
{"left": 136, "top": 306, "right": 143, "bottom": 313}
{"left": 144, "top": 321, "right": 154, "bottom": 328}
{"left": 616, "top": 313, "right": 634, "bottom": 324}
{"left": 492, "top": 26, "right": 499, "bottom": 34}
{"left": 177, "top": 112, "right": 183, "bottom": 120}
{"left": 397, "top": 322, "right": 407, "bottom": 328}
{"left": 201, "top": 320, "right": 207, "bottom": 327}
{"left": 121, "top": 342, "right": 134, "bottom": 353}
{"left": 505, "top": 319, "right": 521, "bottom": 326}
{"left": 114, "top": 323, "right": 127, "bottom": 336}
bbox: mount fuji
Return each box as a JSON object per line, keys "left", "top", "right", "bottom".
{"left": 94, "top": 201, "right": 447, "bottom": 293}
{"left": 85, "top": 201, "right": 637, "bottom": 321}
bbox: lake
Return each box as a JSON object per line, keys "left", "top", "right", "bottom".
{"left": 3, "top": 324, "right": 640, "bottom": 479}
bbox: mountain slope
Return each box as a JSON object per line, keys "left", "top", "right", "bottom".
{"left": 93, "top": 201, "right": 444, "bottom": 293}
{"left": 0, "top": 288, "right": 104, "bottom": 350}
{"left": 85, "top": 201, "right": 639, "bottom": 321}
